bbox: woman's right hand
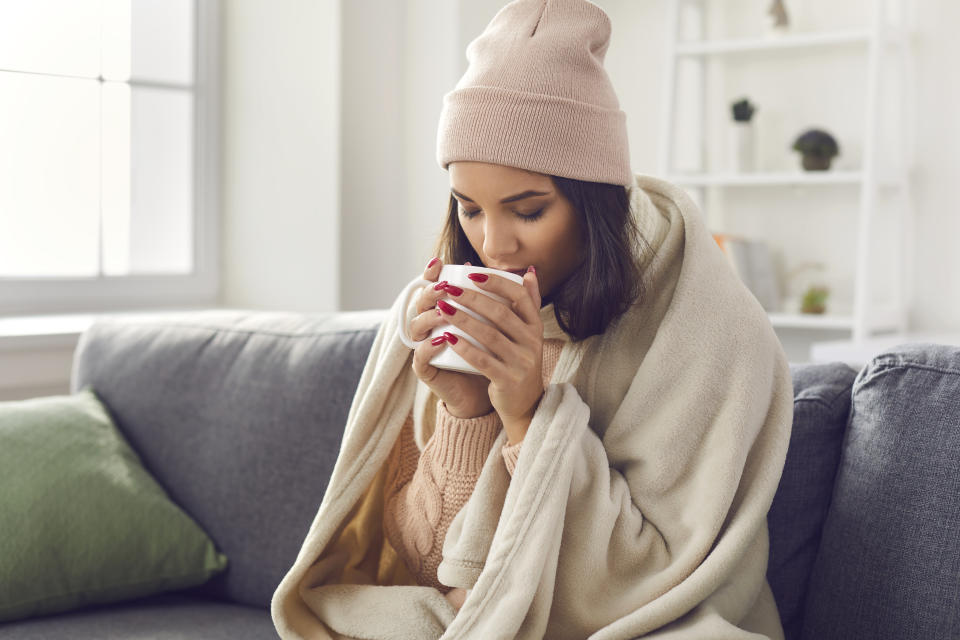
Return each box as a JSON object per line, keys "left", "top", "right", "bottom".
{"left": 409, "top": 258, "right": 494, "bottom": 418}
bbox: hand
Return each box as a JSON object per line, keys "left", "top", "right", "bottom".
{"left": 435, "top": 267, "right": 544, "bottom": 440}
{"left": 444, "top": 587, "right": 467, "bottom": 612}
{"left": 408, "top": 258, "right": 494, "bottom": 418}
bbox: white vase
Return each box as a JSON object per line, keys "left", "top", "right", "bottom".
{"left": 728, "top": 121, "right": 756, "bottom": 173}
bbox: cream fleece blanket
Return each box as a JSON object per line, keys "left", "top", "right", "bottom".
{"left": 271, "top": 173, "right": 794, "bottom": 640}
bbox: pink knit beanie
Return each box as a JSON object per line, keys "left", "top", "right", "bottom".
{"left": 436, "top": 0, "right": 632, "bottom": 187}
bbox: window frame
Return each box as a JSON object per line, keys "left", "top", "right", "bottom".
{"left": 0, "top": 0, "right": 221, "bottom": 315}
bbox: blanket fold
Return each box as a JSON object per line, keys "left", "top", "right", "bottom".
{"left": 271, "top": 173, "right": 793, "bottom": 640}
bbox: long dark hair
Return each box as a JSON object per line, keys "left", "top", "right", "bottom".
{"left": 430, "top": 175, "right": 652, "bottom": 343}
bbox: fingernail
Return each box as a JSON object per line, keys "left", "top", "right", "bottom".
{"left": 433, "top": 280, "right": 448, "bottom": 291}
{"left": 430, "top": 335, "right": 448, "bottom": 346}
{"left": 443, "top": 331, "right": 458, "bottom": 345}
{"left": 467, "top": 273, "right": 488, "bottom": 283}
{"left": 437, "top": 299, "right": 457, "bottom": 316}
{"left": 465, "top": 261, "right": 472, "bottom": 266}
{"left": 527, "top": 265, "right": 536, "bottom": 274}
{"left": 427, "top": 257, "right": 439, "bottom": 269}
{"left": 441, "top": 284, "right": 463, "bottom": 296}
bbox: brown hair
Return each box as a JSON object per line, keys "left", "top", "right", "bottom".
{"left": 430, "top": 175, "right": 652, "bottom": 343}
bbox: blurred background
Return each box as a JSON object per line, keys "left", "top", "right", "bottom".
{"left": 1, "top": 0, "right": 958, "bottom": 401}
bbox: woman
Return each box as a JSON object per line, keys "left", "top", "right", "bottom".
{"left": 383, "top": 158, "right": 650, "bottom": 613}
{"left": 272, "top": 1, "right": 794, "bottom": 638}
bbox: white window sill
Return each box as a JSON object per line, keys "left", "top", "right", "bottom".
{"left": 0, "top": 307, "right": 229, "bottom": 352}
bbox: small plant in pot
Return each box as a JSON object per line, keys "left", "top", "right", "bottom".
{"left": 732, "top": 98, "right": 756, "bottom": 123}
{"left": 800, "top": 285, "right": 830, "bottom": 314}
{"left": 792, "top": 128, "right": 840, "bottom": 171}
{"left": 729, "top": 98, "right": 758, "bottom": 172}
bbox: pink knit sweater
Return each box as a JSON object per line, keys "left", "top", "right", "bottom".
{"left": 382, "top": 338, "right": 564, "bottom": 593}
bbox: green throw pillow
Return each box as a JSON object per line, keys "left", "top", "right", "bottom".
{"left": 0, "top": 387, "right": 228, "bottom": 623}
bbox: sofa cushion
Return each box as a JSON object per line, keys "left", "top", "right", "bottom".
{"left": 71, "top": 310, "right": 386, "bottom": 608}
{"left": 766, "top": 361, "right": 858, "bottom": 640}
{"left": 0, "top": 593, "right": 273, "bottom": 640}
{"left": 800, "top": 343, "right": 960, "bottom": 640}
{"left": 0, "top": 389, "right": 228, "bottom": 623}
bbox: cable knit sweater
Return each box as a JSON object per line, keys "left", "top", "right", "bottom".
{"left": 382, "top": 337, "right": 565, "bottom": 593}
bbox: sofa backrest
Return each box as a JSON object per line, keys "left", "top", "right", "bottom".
{"left": 73, "top": 310, "right": 960, "bottom": 639}
{"left": 799, "top": 343, "right": 960, "bottom": 640}
{"left": 767, "top": 361, "right": 859, "bottom": 640}
{"left": 71, "top": 310, "right": 387, "bottom": 609}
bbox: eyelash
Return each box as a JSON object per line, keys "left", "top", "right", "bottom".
{"left": 459, "top": 207, "right": 545, "bottom": 223}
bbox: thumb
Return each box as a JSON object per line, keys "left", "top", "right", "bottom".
{"left": 524, "top": 266, "right": 541, "bottom": 308}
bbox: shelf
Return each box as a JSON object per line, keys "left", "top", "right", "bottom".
{"left": 769, "top": 312, "right": 854, "bottom": 330}
{"left": 661, "top": 0, "right": 913, "bottom": 348}
{"left": 675, "top": 29, "right": 874, "bottom": 56}
{"left": 667, "top": 171, "right": 864, "bottom": 187}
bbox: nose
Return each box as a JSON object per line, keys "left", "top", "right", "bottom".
{"left": 481, "top": 219, "right": 519, "bottom": 261}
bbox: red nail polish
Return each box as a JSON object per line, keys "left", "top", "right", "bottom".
{"left": 442, "top": 284, "right": 463, "bottom": 296}
{"left": 443, "top": 331, "right": 458, "bottom": 345}
{"left": 437, "top": 299, "right": 457, "bottom": 315}
{"left": 527, "top": 265, "right": 536, "bottom": 274}
{"left": 433, "top": 280, "right": 448, "bottom": 291}
{"left": 467, "top": 273, "right": 488, "bottom": 283}
{"left": 427, "top": 257, "right": 439, "bottom": 269}
{"left": 430, "top": 335, "right": 448, "bottom": 345}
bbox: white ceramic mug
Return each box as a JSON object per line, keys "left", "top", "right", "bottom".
{"left": 395, "top": 264, "right": 525, "bottom": 375}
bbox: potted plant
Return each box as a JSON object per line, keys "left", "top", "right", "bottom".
{"left": 800, "top": 285, "right": 830, "bottom": 314}
{"left": 792, "top": 128, "right": 840, "bottom": 171}
{"left": 729, "top": 98, "right": 757, "bottom": 172}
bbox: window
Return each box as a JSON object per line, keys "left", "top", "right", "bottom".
{"left": 0, "top": 0, "right": 220, "bottom": 315}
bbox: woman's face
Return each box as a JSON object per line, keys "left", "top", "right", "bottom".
{"left": 449, "top": 161, "right": 585, "bottom": 305}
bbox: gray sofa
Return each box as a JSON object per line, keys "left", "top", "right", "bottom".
{"left": 3, "top": 309, "right": 958, "bottom": 639}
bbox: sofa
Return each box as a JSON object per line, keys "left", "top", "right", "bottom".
{"left": 2, "top": 309, "right": 958, "bottom": 640}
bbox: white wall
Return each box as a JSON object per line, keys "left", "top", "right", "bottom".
{"left": 225, "top": 0, "right": 960, "bottom": 349}
{"left": 338, "top": 0, "right": 668, "bottom": 313}
{"left": 910, "top": 0, "right": 960, "bottom": 331}
{"left": 219, "top": 0, "right": 340, "bottom": 312}
{"left": 4, "top": 0, "right": 958, "bottom": 402}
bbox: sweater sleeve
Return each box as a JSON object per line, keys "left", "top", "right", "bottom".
{"left": 382, "top": 400, "right": 501, "bottom": 593}
{"left": 500, "top": 439, "right": 523, "bottom": 476}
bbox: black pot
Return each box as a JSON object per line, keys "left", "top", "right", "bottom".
{"left": 801, "top": 154, "right": 832, "bottom": 171}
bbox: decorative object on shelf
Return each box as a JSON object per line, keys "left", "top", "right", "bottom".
{"left": 801, "top": 285, "right": 830, "bottom": 314}
{"left": 785, "top": 261, "right": 829, "bottom": 314}
{"left": 729, "top": 98, "right": 757, "bottom": 173}
{"left": 792, "top": 128, "right": 840, "bottom": 171}
{"left": 766, "top": 0, "right": 790, "bottom": 37}
{"left": 712, "top": 232, "right": 782, "bottom": 312}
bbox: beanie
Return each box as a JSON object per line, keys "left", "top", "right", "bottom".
{"left": 436, "top": 0, "right": 632, "bottom": 187}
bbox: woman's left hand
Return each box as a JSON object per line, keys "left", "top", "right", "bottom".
{"left": 436, "top": 268, "right": 544, "bottom": 443}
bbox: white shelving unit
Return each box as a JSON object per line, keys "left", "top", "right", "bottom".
{"left": 658, "top": 0, "right": 916, "bottom": 348}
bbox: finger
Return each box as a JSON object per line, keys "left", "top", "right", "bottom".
{"left": 424, "top": 256, "right": 442, "bottom": 280}
{"left": 412, "top": 298, "right": 451, "bottom": 341}
{"left": 438, "top": 284, "right": 530, "bottom": 345}
{"left": 411, "top": 333, "right": 448, "bottom": 383}
{"left": 464, "top": 269, "right": 541, "bottom": 327}
{"left": 437, "top": 298, "right": 525, "bottom": 370}
{"left": 523, "top": 266, "right": 542, "bottom": 310}
{"left": 416, "top": 278, "right": 452, "bottom": 314}
{"left": 442, "top": 330, "right": 504, "bottom": 383}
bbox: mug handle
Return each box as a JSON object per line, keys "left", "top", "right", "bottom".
{"left": 395, "top": 276, "right": 431, "bottom": 349}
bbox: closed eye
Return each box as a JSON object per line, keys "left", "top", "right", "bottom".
{"left": 459, "top": 208, "right": 545, "bottom": 223}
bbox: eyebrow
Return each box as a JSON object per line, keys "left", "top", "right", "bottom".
{"left": 450, "top": 188, "right": 552, "bottom": 204}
